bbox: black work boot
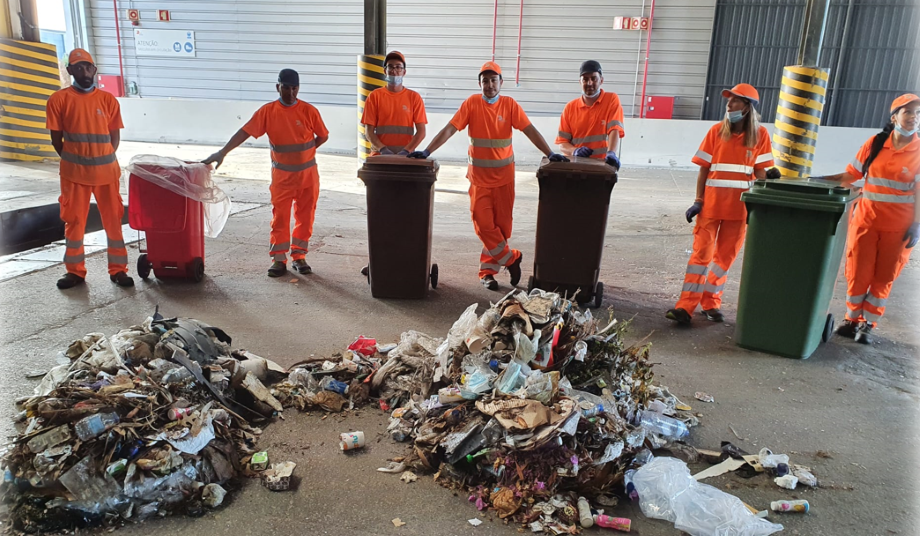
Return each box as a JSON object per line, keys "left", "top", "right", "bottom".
{"left": 268, "top": 261, "right": 287, "bottom": 278}
{"left": 480, "top": 275, "right": 498, "bottom": 291}
{"left": 110, "top": 271, "right": 135, "bottom": 287}
{"left": 57, "top": 273, "right": 85, "bottom": 289}
{"left": 666, "top": 308, "right": 692, "bottom": 325}
{"left": 292, "top": 259, "right": 312, "bottom": 274}
{"left": 854, "top": 323, "right": 873, "bottom": 345}
{"left": 836, "top": 319, "right": 858, "bottom": 339}
{"left": 701, "top": 308, "right": 724, "bottom": 322}
{"left": 507, "top": 254, "right": 523, "bottom": 287}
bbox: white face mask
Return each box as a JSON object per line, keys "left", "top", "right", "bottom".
{"left": 482, "top": 94, "right": 499, "bottom": 104}
{"left": 583, "top": 88, "right": 601, "bottom": 98}
{"left": 895, "top": 124, "right": 918, "bottom": 137}
{"left": 386, "top": 75, "right": 404, "bottom": 86}
{"left": 727, "top": 110, "right": 745, "bottom": 123}
{"left": 71, "top": 78, "right": 97, "bottom": 92}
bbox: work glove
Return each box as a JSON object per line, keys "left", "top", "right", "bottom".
{"left": 379, "top": 147, "right": 394, "bottom": 155}
{"left": 202, "top": 151, "right": 225, "bottom": 169}
{"left": 573, "top": 146, "right": 593, "bottom": 158}
{"left": 548, "top": 153, "right": 569, "bottom": 162}
{"left": 766, "top": 167, "right": 781, "bottom": 180}
{"left": 397, "top": 149, "right": 410, "bottom": 156}
{"left": 407, "top": 149, "right": 431, "bottom": 159}
{"left": 904, "top": 222, "right": 920, "bottom": 249}
{"left": 685, "top": 201, "right": 703, "bottom": 223}
{"left": 605, "top": 151, "right": 621, "bottom": 170}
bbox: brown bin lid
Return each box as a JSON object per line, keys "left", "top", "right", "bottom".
{"left": 536, "top": 156, "right": 617, "bottom": 178}
{"left": 358, "top": 155, "right": 439, "bottom": 183}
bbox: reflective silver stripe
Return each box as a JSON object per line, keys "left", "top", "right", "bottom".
{"left": 682, "top": 283, "right": 705, "bottom": 293}
{"left": 107, "top": 238, "right": 125, "bottom": 249}
{"left": 704, "top": 282, "right": 724, "bottom": 294}
{"left": 271, "top": 140, "right": 316, "bottom": 153}
{"left": 558, "top": 130, "right": 573, "bottom": 141}
{"left": 710, "top": 263, "right": 728, "bottom": 279}
{"left": 845, "top": 310, "right": 862, "bottom": 321}
{"left": 63, "top": 132, "right": 111, "bottom": 143}
{"left": 607, "top": 120, "right": 624, "bottom": 130}
{"left": 65, "top": 238, "right": 83, "bottom": 249}
{"left": 755, "top": 152, "right": 773, "bottom": 164}
{"left": 60, "top": 151, "right": 117, "bottom": 166}
{"left": 864, "top": 311, "right": 881, "bottom": 323}
{"left": 480, "top": 262, "right": 501, "bottom": 272}
{"left": 469, "top": 155, "right": 514, "bottom": 168}
{"left": 865, "top": 294, "right": 887, "bottom": 308}
{"left": 486, "top": 241, "right": 507, "bottom": 257}
{"left": 63, "top": 253, "right": 84, "bottom": 264}
{"left": 107, "top": 254, "right": 128, "bottom": 265}
{"left": 469, "top": 137, "right": 512, "bottom": 148}
{"left": 272, "top": 253, "right": 287, "bottom": 261}
{"left": 866, "top": 176, "right": 915, "bottom": 191}
{"left": 591, "top": 148, "right": 608, "bottom": 156}
{"left": 710, "top": 163, "right": 754, "bottom": 174}
{"left": 695, "top": 150, "right": 713, "bottom": 163}
{"left": 571, "top": 134, "right": 607, "bottom": 145}
{"left": 271, "top": 159, "right": 317, "bottom": 172}
{"left": 850, "top": 158, "right": 864, "bottom": 173}
{"left": 851, "top": 179, "right": 865, "bottom": 188}
{"left": 496, "top": 250, "right": 514, "bottom": 266}
{"left": 863, "top": 192, "right": 915, "bottom": 203}
{"left": 685, "top": 264, "right": 708, "bottom": 276}
{"left": 270, "top": 242, "right": 291, "bottom": 252}
{"left": 846, "top": 294, "right": 865, "bottom": 305}
{"left": 706, "top": 179, "right": 752, "bottom": 189}
{"left": 375, "top": 125, "right": 414, "bottom": 135}
{"left": 292, "top": 238, "right": 309, "bottom": 250}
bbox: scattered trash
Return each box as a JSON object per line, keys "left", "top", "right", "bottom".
{"left": 758, "top": 448, "right": 789, "bottom": 469}
{"left": 202, "top": 483, "right": 227, "bottom": 508}
{"left": 771, "top": 500, "right": 809, "bottom": 513}
{"left": 262, "top": 461, "right": 295, "bottom": 491}
{"left": 468, "top": 518, "right": 483, "bottom": 526}
{"left": 594, "top": 515, "right": 631, "bottom": 531}
{"left": 774, "top": 474, "right": 798, "bottom": 489}
{"left": 693, "top": 457, "right": 746, "bottom": 481}
{"left": 694, "top": 391, "right": 714, "bottom": 403}
{"left": 400, "top": 470, "right": 418, "bottom": 483}
{"left": 378, "top": 461, "right": 407, "bottom": 473}
{"left": 392, "top": 518, "right": 406, "bottom": 527}
{"left": 793, "top": 465, "right": 818, "bottom": 487}
{"left": 340, "top": 431, "right": 365, "bottom": 451}
{"left": 251, "top": 451, "right": 269, "bottom": 471}
{"left": 25, "top": 370, "right": 48, "bottom": 379}
{"left": 577, "top": 496, "right": 593, "bottom": 528}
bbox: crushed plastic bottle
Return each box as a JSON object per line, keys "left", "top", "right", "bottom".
{"left": 758, "top": 447, "right": 789, "bottom": 469}
{"left": 577, "top": 496, "right": 593, "bottom": 528}
{"left": 624, "top": 469, "right": 639, "bottom": 502}
{"left": 74, "top": 412, "right": 119, "bottom": 441}
{"left": 638, "top": 411, "right": 689, "bottom": 440}
{"left": 320, "top": 376, "right": 348, "bottom": 395}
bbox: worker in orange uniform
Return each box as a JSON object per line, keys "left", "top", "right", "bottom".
{"left": 407, "top": 62, "right": 568, "bottom": 290}
{"left": 820, "top": 94, "right": 920, "bottom": 344}
{"left": 556, "top": 60, "right": 624, "bottom": 169}
{"left": 362, "top": 51, "right": 426, "bottom": 156}
{"left": 46, "top": 49, "right": 132, "bottom": 290}
{"left": 666, "top": 83, "right": 774, "bottom": 325}
{"left": 204, "top": 69, "right": 329, "bottom": 278}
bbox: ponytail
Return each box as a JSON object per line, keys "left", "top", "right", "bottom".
{"left": 862, "top": 122, "right": 894, "bottom": 178}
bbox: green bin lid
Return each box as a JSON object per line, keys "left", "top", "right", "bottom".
{"left": 358, "top": 154, "right": 439, "bottom": 183}
{"left": 741, "top": 178, "right": 858, "bottom": 213}
{"left": 536, "top": 156, "right": 617, "bottom": 182}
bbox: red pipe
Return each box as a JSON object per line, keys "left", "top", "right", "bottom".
{"left": 491, "top": 0, "right": 498, "bottom": 61}
{"left": 515, "top": 0, "right": 523, "bottom": 86}
{"left": 112, "top": 0, "right": 126, "bottom": 86}
{"left": 639, "top": 0, "right": 656, "bottom": 118}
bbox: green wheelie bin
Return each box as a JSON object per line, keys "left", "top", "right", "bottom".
{"left": 734, "top": 179, "right": 858, "bottom": 359}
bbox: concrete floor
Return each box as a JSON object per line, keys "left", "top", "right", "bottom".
{"left": 0, "top": 143, "right": 917, "bottom": 535}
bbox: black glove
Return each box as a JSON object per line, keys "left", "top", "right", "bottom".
{"left": 407, "top": 149, "right": 430, "bottom": 159}
{"left": 686, "top": 201, "right": 702, "bottom": 223}
{"left": 765, "top": 167, "right": 781, "bottom": 180}
{"left": 548, "top": 152, "right": 569, "bottom": 162}
{"left": 202, "top": 151, "right": 225, "bottom": 169}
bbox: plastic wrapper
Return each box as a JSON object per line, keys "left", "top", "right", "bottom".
{"left": 459, "top": 356, "right": 497, "bottom": 399}
{"left": 126, "top": 155, "right": 231, "bottom": 238}
{"left": 437, "top": 304, "right": 479, "bottom": 374}
{"left": 633, "top": 457, "right": 783, "bottom": 536}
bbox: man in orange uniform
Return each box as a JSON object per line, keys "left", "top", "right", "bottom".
{"left": 556, "top": 60, "right": 624, "bottom": 169}
{"left": 666, "top": 83, "right": 774, "bottom": 324}
{"left": 408, "top": 62, "right": 568, "bottom": 290}
{"left": 204, "top": 69, "right": 328, "bottom": 277}
{"left": 47, "top": 49, "right": 132, "bottom": 290}
{"left": 361, "top": 51, "right": 426, "bottom": 156}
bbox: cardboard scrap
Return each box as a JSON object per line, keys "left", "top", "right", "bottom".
{"left": 310, "top": 391, "right": 347, "bottom": 412}
{"left": 241, "top": 371, "right": 283, "bottom": 412}
{"left": 693, "top": 457, "right": 746, "bottom": 481}
{"left": 475, "top": 399, "right": 562, "bottom": 431}
{"left": 400, "top": 471, "right": 418, "bottom": 483}
{"left": 392, "top": 518, "right": 406, "bottom": 527}
{"left": 501, "top": 304, "right": 534, "bottom": 336}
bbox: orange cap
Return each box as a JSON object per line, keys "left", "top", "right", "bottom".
{"left": 67, "top": 48, "right": 94, "bottom": 66}
{"left": 722, "top": 83, "right": 759, "bottom": 106}
{"left": 385, "top": 51, "right": 406, "bottom": 67}
{"left": 890, "top": 93, "right": 920, "bottom": 114}
{"left": 479, "top": 61, "right": 502, "bottom": 77}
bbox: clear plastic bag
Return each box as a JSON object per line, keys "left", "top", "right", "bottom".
{"left": 126, "top": 154, "right": 231, "bottom": 238}
{"left": 633, "top": 457, "right": 783, "bottom": 536}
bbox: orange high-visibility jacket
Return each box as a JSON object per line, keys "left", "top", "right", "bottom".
{"left": 555, "top": 90, "right": 625, "bottom": 158}
{"left": 361, "top": 87, "right": 427, "bottom": 155}
{"left": 46, "top": 87, "right": 123, "bottom": 185}
{"left": 846, "top": 135, "right": 920, "bottom": 232}
{"left": 243, "top": 100, "right": 329, "bottom": 190}
{"left": 449, "top": 95, "right": 531, "bottom": 188}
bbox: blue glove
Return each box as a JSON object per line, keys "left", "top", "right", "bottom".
{"left": 605, "top": 151, "right": 620, "bottom": 169}
{"left": 686, "top": 201, "right": 702, "bottom": 223}
{"left": 904, "top": 222, "right": 920, "bottom": 249}
{"left": 573, "top": 146, "right": 593, "bottom": 158}
{"left": 548, "top": 152, "right": 569, "bottom": 162}
{"left": 379, "top": 147, "right": 394, "bottom": 155}
{"left": 407, "top": 149, "right": 430, "bottom": 159}
{"left": 397, "top": 149, "right": 410, "bottom": 156}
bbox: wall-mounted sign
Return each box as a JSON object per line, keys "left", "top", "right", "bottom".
{"left": 127, "top": 9, "right": 139, "bottom": 22}
{"left": 613, "top": 17, "right": 650, "bottom": 30}
{"left": 134, "top": 29, "right": 196, "bottom": 57}
{"left": 157, "top": 10, "right": 170, "bottom": 21}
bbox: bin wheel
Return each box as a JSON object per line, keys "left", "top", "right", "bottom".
{"left": 430, "top": 264, "right": 439, "bottom": 289}
{"left": 137, "top": 254, "right": 151, "bottom": 280}
{"left": 593, "top": 282, "right": 604, "bottom": 309}
{"left": 191, "top": 257, "right": 204, "bottom": 283}
{"left": 361, "top": 265, "right": 369, "bottom": 284}
{"left": 527, "top": 276, "right": 535, "bottom": 292}
{"left": 822, "top": 313, "right": 835, "bottom": 343}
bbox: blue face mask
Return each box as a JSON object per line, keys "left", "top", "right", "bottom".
{"left": 278, "top": 98, "right": 296, "bottom": 107}
{"left": 71, "top": 78, "right": 97, "bottom": 92}
{"left": 482, "top": 94, "right": 499, "bottom": 104}
{"left": 727, "top": 110, "right": 745, "bottom": 124}
{"left": 895, "top": 124, "right": 918, "bottom": 137}
{"left": 385, "top": 75, "right": 404, "bottom": 86}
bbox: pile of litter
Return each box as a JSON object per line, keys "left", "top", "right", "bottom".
{"left": 1, "top": 309, "right": 284, "bottom": 533}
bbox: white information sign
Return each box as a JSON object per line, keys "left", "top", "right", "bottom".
{"left": 134, "top": 29, "right": 196, "bottom": 57}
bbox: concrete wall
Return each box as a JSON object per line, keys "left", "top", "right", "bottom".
{"left": 118, "top": 97, "right": 876, "bottom": 176}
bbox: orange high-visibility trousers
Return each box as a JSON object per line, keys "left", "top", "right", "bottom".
{"left": 269, "top": 182, "right": 319, "bottom": 262}
{"left": 470, "top": 183, "right": 521, "bottom": 279}
{"left": 675, "top": 216, "right": 746, "bottom": 313}
{"left": 59, "top": 178, "right": 128, "bottom": 278}
{"left": 844, "top": 224, "right": 912, "bottom": 326}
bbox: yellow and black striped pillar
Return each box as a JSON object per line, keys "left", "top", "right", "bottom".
{"left": 0, "top": 38, "right": 59, "bottom": 162}
{"left": 357, "top": 54, "right": 386, "bottom": 163}
{"left": 771, "top": 66, "right": 829, "bottom": 179}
